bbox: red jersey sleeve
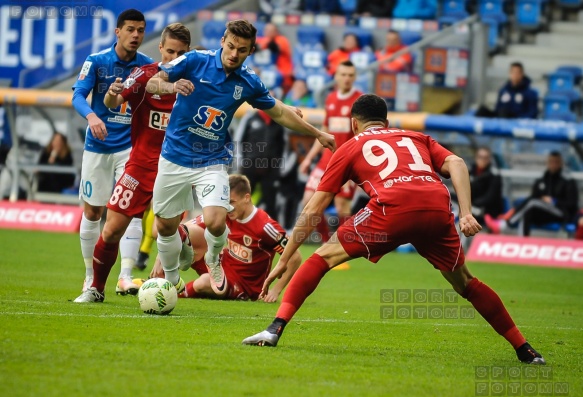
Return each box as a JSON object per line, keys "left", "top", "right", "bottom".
{"left": 427, "top": 136, "right": 454, "bottom": 177}
{"left": 120, "top": 64, "right": 155, "bottom": 105}
{"left": 260, "top": 217, "right": 288, "bottom": 254}
{"left": 317, "top": 143, "right": 352, "bottom": 194}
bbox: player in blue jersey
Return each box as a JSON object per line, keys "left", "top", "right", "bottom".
{"left": 146, "top": 19, "right": 336, "bottom": 294}
{"left": 72, "top": 9, "right": 153, "bottom": 294}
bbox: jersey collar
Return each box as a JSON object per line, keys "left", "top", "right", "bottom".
{"left": 237, "top": 206, "right": 258, "bottom": 224}
{"left": 111, "top": 42, "right": 140, "bottom": 66}
{"left": 336, "top": 87, "right": 356, "bottom": 100}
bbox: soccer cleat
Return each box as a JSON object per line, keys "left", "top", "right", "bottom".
{"left": 516, "top": 342, "right": 546, "bottom": 365}
{"left": 178, "top": 224, "right": 194, "bottom": 271}
{"left": 205, "top": 252, "right": 226, "bottom": 294}
{"left": 82, "top": 276, "right": 94, "bottom": 292}
{"left": 174, "top": 277, "right": 186, "bottom": 294}
{"left": 134, "top": 251, "right": 149, "bottom": 271}
{"left": 242, "top": 330, "right": 279, "bottom": 347}
{"left": 74, "top": 287, "right": 104, "bottom": 303}
{"left": 116, "top": 277, "right": 140, "bottom": 296}
{"left": 484, "top": 214, "right": 502, "bottom": 234}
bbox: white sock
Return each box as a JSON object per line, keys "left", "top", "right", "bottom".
{"left": 157, "top": 231, "right": 181, "bottom": 285}
{"left": 204, "top": 227, "right": 229, "bottom": 263}
{"left": 80, "top": 214, "right": 100, "bottom": 277}
{"left": 119, "top": 217, "right": 142, "bottom": 278}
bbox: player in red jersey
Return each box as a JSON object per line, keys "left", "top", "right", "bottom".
{"left": 150, "top": 174, "right": 302, "bottom": 302}
{"left": 299, "top": 60, "right": 362, "bottom": 241}
{"left": 74, "top": 23, "right": 194, "bottom": 303}
{"left": 243, "top": 94, "right": 546, "bottom": 365}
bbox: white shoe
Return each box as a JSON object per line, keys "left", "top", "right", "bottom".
{"left": 178, "top": 224, "right": 194, "bottom": 271}
{"left": 74, "top": 287, "right": 104, "bottom": 303}
{"left": 116, "top": 277, "right": 140, "bottom": 296}
{"left": 205, "top": 252, "right": 226, "bottom": 294}
{"left": 242, "top": 330, "right": 279, "bottom": 347}
{"left": 82, "top": 276, "right": 93, "bottom": 292}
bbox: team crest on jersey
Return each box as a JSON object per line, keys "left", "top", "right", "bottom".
{"left": 233, "top": 85, "right": 243, "bottom": 100}
{"left": 243, "top": 235, "right": 252, "bottom": 246}
{"left": 341, "top": 105, "right": 350, "bottom": 116}
{"left": 193, "top": 106, "right": 227, "bottom": 131}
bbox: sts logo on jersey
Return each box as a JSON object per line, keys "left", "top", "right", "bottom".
{"left": 193, "top": 106, "right": 227, "bottom": 131}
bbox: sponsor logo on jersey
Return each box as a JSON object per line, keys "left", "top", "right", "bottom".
{"left": 384, "top": 175, "right": 436, "bottom": 188}
{"left": 120, "top": 174, "right": 139, "bottom": 191}
{"left": 202, "top": 184, "right": 215, "bottom": 197}
{"left": 243, "top": 235, "right": 252, "bottom": 246}
{"left": 79, "top": 61, "right": 92, "bottom": 80}
{"left": 149, "top": 110, "right": 171, "bottom": 131}
{"left": 108, "top": 101, "right": 131, "bottom": 117}
{"left": 233, "top": 85, "right": 243, "bottom": 100}
{"left": 193, "top": 106, "right": 227, "bottom": 131}
{"left": 228, "top": 239, "right": 253, "bottom": 263}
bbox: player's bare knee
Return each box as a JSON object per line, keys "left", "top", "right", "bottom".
{"left": 83, "top": 203, "right": 103, "bottom": 221}
{"left": 205, "top": 219, "right": 226, "bottom": 236}
{"left": 156, "top": 217, "right": 179, "bottom": 237}
{"left": 101, "top": 225, "right": 124, "bottom": 243}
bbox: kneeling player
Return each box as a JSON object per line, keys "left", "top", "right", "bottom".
{"left": 151, "top": 174, "right": 301, "bottom": 302}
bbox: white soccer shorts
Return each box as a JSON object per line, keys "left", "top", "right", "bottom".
{"left": 79, "top": 148, "right": 130, "bottom": 206}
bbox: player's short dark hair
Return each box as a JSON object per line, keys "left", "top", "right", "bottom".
{"left": 351, "top": 94, "right": 388, "bottom": 123}
{"left": 229, "top": 174, "right": 251, "bottom": 196}
{"left": 117, "top": 9, "right": 145, "bottom": 29}
{"left": 338, "top": 60, "right": 355, "bottom": 69}
{"left": 224, "top": 20, "right": 257, "bottom": 51}
{"left": 549, "top": 150, "right": 562, "bottom": 159}
{"left": 510, "top": 62, "right": 524, "bottom": 72}
{"left": 161, "top": 23, "right": 191, "bottom": 46}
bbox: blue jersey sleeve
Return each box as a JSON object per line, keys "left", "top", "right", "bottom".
{"left": 159, "top": 52, "right": 193, "bottom": 83}
{"left": 247, "top": 75, "right": 276, "bottom": 110}
{"left": 72, "top": 87, "right": 94, "bottom": 118}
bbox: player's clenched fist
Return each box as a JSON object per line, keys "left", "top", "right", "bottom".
{"left": 108, "top": 77, "right": 124, "bottom": 96}
{"left": 317, "top": 131, "right": 337, "bottom": 152}
{"left": 459, "top": 214, "right": 482, "bottom": 237}
{"left": 173, "top": 79, "right": 194, "bottom": 96}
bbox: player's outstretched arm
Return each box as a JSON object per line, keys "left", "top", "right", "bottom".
{"left": 104, "top": 77, "right": 125, "bottom": 109}
{"left": 264, "top": 99, "right": 336, "bottom": 152}
{"left": 441, "top": 155, "right": 482, "bottom": 237}
{"left": 146, "top": 71, "right": 194, "bottom": 96}
{"left": 261, "top": 250, "right": 302, "bottom": 303}
{"left": 299, "top": 133, "right": 326, "bottom": 175}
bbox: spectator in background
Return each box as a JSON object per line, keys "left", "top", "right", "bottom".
{"left": 37, "top": 132, "right": 75, "bottom": 193}
{"left": 259, "top": 0, "right": 302, "bottom": 15}
{"left": 485, "top": 151, "right": 578, "bottom": 237}
{"left": 256, "top": 23, "right": 293, "bottom": 91}
{"left": 356, "top": 0, "right": 395, "bottom": 17}
{"left": 376, "top": 30, "right": 413, "bottom": 73}
{"left": 327, "top": 33, "right": 361, "bottom": 76}
{"left": 477, "top": 62, "right": 539, "bottom": 119}
{"left": 303, "top": 0, "right": 340, "bottom": 14}
{"left": 452, "top": 147, "right": 503, "bottom": 224}
{"left": 284, "top": 78, "right": 317, "bottom": 108}
{"left": 392, "top": 0, "right": 436, "bottom": 19}
{"left": 233, "top": 109, "right": 286, "bottom": 220}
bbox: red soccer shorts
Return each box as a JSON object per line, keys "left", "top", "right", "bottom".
{"left": 337, "top": 205, "right": 465, "bottom": 272}
{"left": 107, "top": 164, "right": 156, "bottom": 218}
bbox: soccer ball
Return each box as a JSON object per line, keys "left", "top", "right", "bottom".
{"left": 138, "top": 278, "right": 177, "bottom": 315}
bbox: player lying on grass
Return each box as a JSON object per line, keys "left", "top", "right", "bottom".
{"left": 242, "top": 94, "right": 546, "bottom": 365}
{"left": 150, "top": 174, "right": 301, "bottom": 301}
{"left": 74, "top": 23, "right": 194, "bottom": 303}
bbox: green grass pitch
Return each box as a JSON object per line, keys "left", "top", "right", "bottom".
{"left": 1, "top": 229, "right": 582, "bottom": 397}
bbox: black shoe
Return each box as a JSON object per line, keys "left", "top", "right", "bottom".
{"left": 135, "top": 251, "right": 149, "bottom": 271}
{"left": 516, "top": 342, "right": 546, "bottom": 364}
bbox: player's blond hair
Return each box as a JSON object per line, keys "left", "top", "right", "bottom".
{"left": 161, "top": 23, "right": 191, "bottom": 47}
{"left": 229, "top": 174, "right": 251, "bottom": 196}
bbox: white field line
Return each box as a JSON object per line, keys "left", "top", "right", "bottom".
{"left": 0, "top": 310, "right": 581, "bottom": 331}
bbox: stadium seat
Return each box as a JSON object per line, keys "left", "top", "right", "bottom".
{"left": 478, "top": 0, "right": 506, "bottom": 17}
{"left": 339, "top": 0, "right": 358, "bottom": 15}
{"left": 555, "top": 65, "right": 583, "bottom": 85}
{"left": 202, "top": 21, "right": 226, "bottom": 50}
{"left": 442, "top": 0, "right": 468, "bottom": 16}
{"left": 343, "top": 27, "right": 374, "bottom": 51}
{"left": 296, "top": 26, "right": 326, "bottom": 49}
{"left": 482, "top": 16, "right": 506, "bottom": 52}
{"left": 543, "top": 94, "right": 577, "bottom": 120}
{"left": 294, "top": 48, "right": 328, "bottom": 70}
{"left": 399, "top": 31, "right": 423, "bottom": 46}
{"left": 516, "top": 0, "right": 545, "bottom": 31}
{"left": 547, "top": 72, "right": 581, "bottom": 103}
{"left": 349, "top": 51, "right": 377, "bottom": 71}
{"left": 259, "top": 66, "right": 284, "bottom": 90}
{"left": 354, "top": 72, "right": 372, "bottom": 93}
{"left": 438, "top": 11, "right": 469, "bottom": 29}
{"left": 298, "top": 68, "right": 332, "bottom": 93}
{"left": 250, "top": 48, "right": 276, "bottom": 67}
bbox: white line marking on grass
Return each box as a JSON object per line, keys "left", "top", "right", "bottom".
{"left": 0, "top": 311, "right": 581, "bottom": 331}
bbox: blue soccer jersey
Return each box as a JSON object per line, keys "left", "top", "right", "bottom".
{"left": 72, "top": 43, "right": 153, "bottom": 154}
{"left": 159, "top": 49, "right": 276, "bottom": 168}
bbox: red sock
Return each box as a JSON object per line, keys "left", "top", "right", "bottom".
{"left": 91, "top": 236, "right": 119, "bottom": 292}
{"left": 191, "top": 258, "right": 208, "bottom": 276}
{"left": 179, "top": 281, "right": 199, "bottom": 298}
{"left": 462, "top": 278, "right": 526, "bottom": 349}
{"left": 276, "top": 254, "right": 331, "bottom": 322}
{"left": 315, "top": 217, "right": 330, "bottom": 243}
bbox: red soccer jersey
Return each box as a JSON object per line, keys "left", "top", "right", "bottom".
{"left": 318, "top": 126, "right": 454, "bottom": 213}
{"left": 120, "top": 63, "right": 175, "bottom": 171}
{"left": 192, "top": 207, "right": 288, "bottom": 297}
{"left": 318, "top": 88, "right": 362, "bottom": 169}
